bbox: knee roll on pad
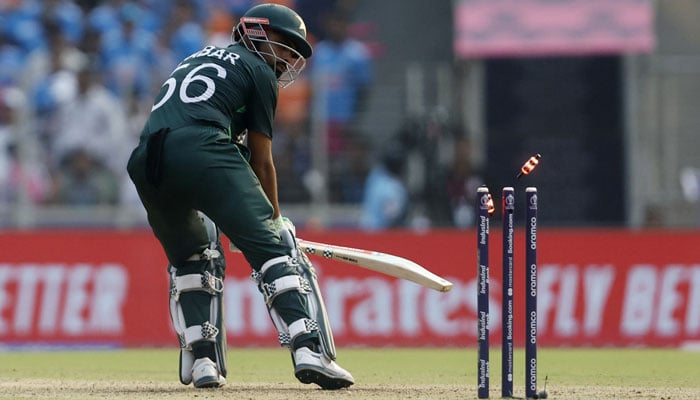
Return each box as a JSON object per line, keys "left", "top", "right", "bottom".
{"left": 169, "top": 212, "right": 227, "bottom": 385}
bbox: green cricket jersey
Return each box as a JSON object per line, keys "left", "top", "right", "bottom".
{"left": 127, "top": 43, "right": 289, "bottom": 269}
{"left": 142, "top": 43, "right": 278, "bottom": 139}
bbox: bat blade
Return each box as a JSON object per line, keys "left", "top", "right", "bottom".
{"left": 297, "top": 239, "right": 453, "bottom": 292}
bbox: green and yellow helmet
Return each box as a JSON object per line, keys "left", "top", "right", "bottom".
{"left": 233, "top": 3, "right": 312, "bottom": 87}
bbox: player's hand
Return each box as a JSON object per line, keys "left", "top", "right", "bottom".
{"left": 272, "top": 216, "right": 297, "bottom": 252}
{"left": 271, "top": 216, "right": 294, "bottom": 235}
{"left": 281, "top": 216, "right": 296, "bottom": 237}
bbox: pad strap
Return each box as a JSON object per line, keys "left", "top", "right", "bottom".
{"left": 171, "top": 272, "right": 223, "bottom": 301}
{"left": 183, "top": 321, "right": 219, "bottom": 347}
{"left": 260, "top": 275, "right": 312, "bottom": 305}
{"left": 279, "top": 318, "right": 319, "bottom": 347}
{"left": 259, "top": 256, "right": 290, "bottom": 277}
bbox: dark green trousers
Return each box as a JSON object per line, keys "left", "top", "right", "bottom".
{"left": 127, "top": 125, "right": 316, "bottom": 345}
{"left": 127, "top": 125, "right": 289, "bottom": 271}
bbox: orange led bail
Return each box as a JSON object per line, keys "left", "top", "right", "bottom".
{"left": 517, "top": 153, "right": 541, "bottom": 179}
{"left": 486, "top": 193, "right": 495, "bottom": 215}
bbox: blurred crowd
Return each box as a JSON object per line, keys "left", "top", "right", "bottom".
{"left": 0, "top": 0, "right": 483, "bottom": 230}
{"left": 0, "top": 0, "right": 365, "bottom": 207}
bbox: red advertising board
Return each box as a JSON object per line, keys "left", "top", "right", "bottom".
{"left": 0, "top": 229, "right": 698, "bottom": 348}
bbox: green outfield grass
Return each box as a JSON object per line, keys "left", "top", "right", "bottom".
{"left": 0, "top": 347, "right": 699, "bottom": 399}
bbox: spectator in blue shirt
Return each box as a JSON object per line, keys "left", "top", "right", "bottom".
{"left": 310, "top": 9, "right": 373, "bottom": 157}
{"left": 162, "top": 0, "right": 206, "bottom": 63}
{"left": 1, "top": 0, "right": 43, "bottom": 53}
{"left": 99, "top": 4, "right": 161, "bottom": 101}
{"left": 360, "top": 140, "right": 408, "bottom": 230}
{"left": 0, "top": 32, "right": 26, "bottom": 85}
{"left": 42, "top": 0, "right": 85, "bottom": 45}
{"left": 310, "top": 8, "right": 373, "bottom": 203}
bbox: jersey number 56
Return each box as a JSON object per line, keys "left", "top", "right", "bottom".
{"left": 151, "top": 63, "right": 226, "bottom": 111}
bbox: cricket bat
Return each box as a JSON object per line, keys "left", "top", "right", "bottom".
{"left": 296, "top": 239, "right": 453, "bottom": 292}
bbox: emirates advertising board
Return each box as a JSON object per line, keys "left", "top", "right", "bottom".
{"left": 0, "top": 229, "right": 698, "bottom": 349}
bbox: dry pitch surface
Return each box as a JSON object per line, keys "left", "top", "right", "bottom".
{"left": 3, "top": 381, "right": 700, "bottom": 400}
{"left": 0, "top": 348, "right": 699, "bottom": 399}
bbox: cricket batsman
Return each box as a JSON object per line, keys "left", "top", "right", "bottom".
{"left": 126, "top": 3, "right": 354, "bottom": 390}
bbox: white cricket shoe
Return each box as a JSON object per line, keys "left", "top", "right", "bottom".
{"left": 192, "top": 357, "right": 226, "bottom": 388}
{"left": 293, "top": 347, "right": 355, "bottom": 390}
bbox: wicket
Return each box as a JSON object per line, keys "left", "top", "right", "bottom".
{"left": 525, "top": 187, "right": 539, "bottom": 399}
{"left": 476, "top": 186, "right": 539, "bottom": 399}
{"left": 501, "top": 187, "right": 515, "bottom": 398}
{"left": 476, "top": 187, "right": 492, "bottom": 399}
